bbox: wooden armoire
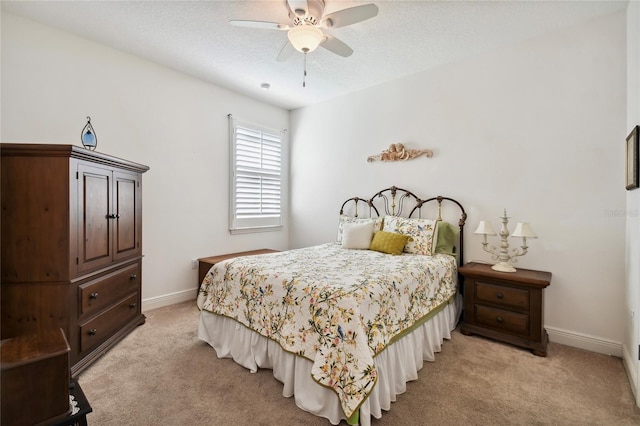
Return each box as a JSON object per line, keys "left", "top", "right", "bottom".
{"left": 1, "top": 143, "right": 149, "bottom": 376}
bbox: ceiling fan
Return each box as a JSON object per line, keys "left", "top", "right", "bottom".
{"left": 230, "top": 0, "right": 379, "bottom": 62}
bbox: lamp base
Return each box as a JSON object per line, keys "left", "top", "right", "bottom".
{"left": 491, "top": 262, "right": 516, "bottom": 273}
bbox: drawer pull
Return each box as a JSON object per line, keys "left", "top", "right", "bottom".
{"left": 129, "top": 302, "right": 137, "bottom": 309}
{"left": 89, "top": 328, "right": 97, "bottom": 336}
{"left": 90, "top": 292, "right": 99, "bottom": 299}
{"left": 496, "top": 293, "right": 504, "bottom": 299}
{"left": 496, "top": 316, "right": 504, "bottom": 323}
{"left": 130, "top": 274, "right": 137, "bottom": 280}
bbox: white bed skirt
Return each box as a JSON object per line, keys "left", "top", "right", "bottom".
{"left": 198, "top": 293, "right": 462, "bottom": 426}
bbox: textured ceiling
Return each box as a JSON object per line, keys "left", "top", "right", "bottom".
{"left": 2, "top": 0, "right": 629, "bottom": 110}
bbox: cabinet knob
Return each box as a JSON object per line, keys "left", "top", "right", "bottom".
{"left": 90, "top": 292, "right": 99, "bottom": 299}
{"left": 107, "top": 213, "right": 120, "bottom": 219}
{"left": 130, "top": 274, "right": 137, "bottom": 280}
{"left": 496, "top": 293, "right": 504, "bottom": 299}
{"left": 129, "top": 302, "right": 137, "bottom": 309}
{"left": 496, "top": 317, "right": 504, "bottom": 323}
{"left": 89, "top": 328, "right": 97, "bottom": 336}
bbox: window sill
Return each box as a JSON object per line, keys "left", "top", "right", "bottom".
{"left": 229, "top": 225, "right": 283, "bottom": 235}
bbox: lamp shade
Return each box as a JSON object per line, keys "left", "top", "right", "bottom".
{"left": 288, "top": 25, "right": 324, "bottom": 53}
{"left": 474, "top": 221, "right": 497, "bottom": 236}
{"left": 511, "top": 222, "right": 537, "bottom": 238}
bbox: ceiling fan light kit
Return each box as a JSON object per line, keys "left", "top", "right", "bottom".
{"left": 288, "top": 25, "right": 324, "bottom": 53}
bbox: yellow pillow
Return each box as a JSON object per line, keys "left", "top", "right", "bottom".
{"left": 370, "top": 231, "right": 410, "bottom": 255}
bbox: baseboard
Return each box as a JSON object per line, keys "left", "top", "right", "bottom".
{"left": 546, "top": 326, "right": 622, "bottom": 357}
{"left": 142, "top": 288, "right": 196, "bottom": 312}
{"left": 622, "top": 343, "right": 638, "bottom": 403}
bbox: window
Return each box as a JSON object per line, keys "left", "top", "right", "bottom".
{"left": 229, "top": 118, "right": 283, "bottom": 233}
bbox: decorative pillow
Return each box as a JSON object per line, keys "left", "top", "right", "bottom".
{"left": 369, "top": 231, "right": 410, "bottom": 255}
{"left": 434, "top": 221, "right": 460, "bottom": 256}
{"left": 383, "top": 216, "right": 438, "bottom": 255}
{"left": 341, "top": 221, "right": 375, "bottom": 249}
{"left": 336, "top": 216, "right": 383, "bottom": 243}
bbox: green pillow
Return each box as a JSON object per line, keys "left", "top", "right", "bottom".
{"left": 434, "top": 221, "right": 459, "bottom": 256}
{"left": 370, "top": 231, "right": 410, "bottom": 255}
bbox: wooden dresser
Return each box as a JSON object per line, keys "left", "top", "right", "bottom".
{"left": 459, "top": 262, "right": 552, "bottom": 356}
{"left": 1, "top": 143, "right": 149, "bottom": 376}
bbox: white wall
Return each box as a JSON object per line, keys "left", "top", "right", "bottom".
{"left": 290, "top": 11, "right": 627, "bottom": 355}
{"left": 1, "top": 13, "right": 290, "bottom": 310}
{"left": 624, "top": 0, "right": 640, "bottom": 403}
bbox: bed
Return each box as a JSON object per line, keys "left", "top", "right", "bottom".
{"left": 197, "top": 186, "right": 467, "bottom": 425}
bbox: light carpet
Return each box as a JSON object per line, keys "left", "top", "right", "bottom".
{"left": 78, "top": 301, "right": 640, "bottom": 425}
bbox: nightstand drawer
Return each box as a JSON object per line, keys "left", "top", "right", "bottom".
{"left": 475, "top": 304, "right": 529, "bottom": 335}
{"left": 476, "top": 281, "right": 529, "bottom": 310}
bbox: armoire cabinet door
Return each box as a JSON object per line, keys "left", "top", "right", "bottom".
{"left": 77, "top": 163, "right": 113, "bottom": 274}
{"left": 113, "top": 171, "right": 142, "bottom": 262}
{"left": 77, "top": 165, "right": 142, "bottom": 274}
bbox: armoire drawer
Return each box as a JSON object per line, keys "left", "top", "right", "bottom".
{"left": 475, "top": 281, "right": 529, "bottom": 310}
{"left": 79, "top": 293, "right": 139, "bottom": 353}
{"left": 474, "top": 304, "right": 529, "bottom": 336}
{"left": 79, "top": 263, "right": 140, "bottom": 317}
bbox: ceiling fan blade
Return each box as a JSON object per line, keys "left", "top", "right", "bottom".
{"left": 320, "top": 34, "right": 353, "bottom": 57}
{"left": 321, "top": 4, "right": 378, "bottom": 29}
{"left": 229, "top": 20, "right": 289, "bottom": 30}
{"left": 277, "top": 41, "right": 296, "bottom": 62}
{"left": 287, "top": 0, "right": 308, "bottom": 17}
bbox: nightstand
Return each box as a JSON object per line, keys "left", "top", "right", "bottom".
{"left": 459, "top": 262, "right": 552, "bottom": 356}
{"left": 197, "top": 249, "right": 279, "bottom": 295}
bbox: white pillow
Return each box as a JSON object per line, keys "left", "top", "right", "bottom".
{"left": 341, "top": 221, "right": 375, "bottom": 249}
{"left": 336, "top": 216, "right": 382, "bottom": 243}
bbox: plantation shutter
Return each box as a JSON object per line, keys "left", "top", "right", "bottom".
{"left": 229, "top": 117, "right": 283, "bottom": 232}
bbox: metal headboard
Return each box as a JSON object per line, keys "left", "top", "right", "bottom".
{"left": 339, "top": 186, "right": 467, "bottom": 266}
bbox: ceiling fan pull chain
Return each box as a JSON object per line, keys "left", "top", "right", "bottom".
{"left": 303, "top": 52, "right": 307, "bottom": 88}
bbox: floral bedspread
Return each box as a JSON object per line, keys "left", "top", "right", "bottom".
{"left": 196, "top": 243, "right": 458, "bottom": 419}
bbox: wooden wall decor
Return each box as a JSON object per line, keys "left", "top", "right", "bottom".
{"left": 367, "top": 143, "right": 433, "bottom": 162}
